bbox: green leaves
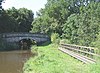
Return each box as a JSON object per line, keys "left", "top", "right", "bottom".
{"left": 31, "top": 0, "right": 100, "bottom": 48}
{"left": 31, "top": 0, "right": 73, "bottom": 35}
{"left": 62, "top": 2, "right": 100, "bottom": 46}
{"left": 0, "top": 7, "right": 34, "bottom": 33}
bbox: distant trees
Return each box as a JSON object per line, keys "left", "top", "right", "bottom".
{"left": 0, "top": 10, "right": 17, "bottom": 32}
{"left": 0, "top": 0, "right": 4, "bottom": 15}
{"left": 31, "top": 0, "right": 73, "bottom": 35}
{"left": 0, "top": 0, "right": 100, "bottom": 48}
{"left": 0, "top": 7, "right": 34, "bottom": 33}
{"left": 31, "top": 0, "right": 100, "bottom": 35}
{"left": 0, "top": 0, "right": 4, "bottom": 10}
{"left": 31, "top": 0, "right": 100, "bottom": 48}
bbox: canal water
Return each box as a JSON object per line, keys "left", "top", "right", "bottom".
{"left": 0, "top": 50, "right": 32, "bottom": 73}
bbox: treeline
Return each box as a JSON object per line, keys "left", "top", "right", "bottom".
{"left": 0, "top": 7, "right": 34, "bottom": 32}
{"left": 0, "top": 0, "right": 100, "bottom": 48}
{"left": 31, "top": 0, "right": 100, "bottom": 48}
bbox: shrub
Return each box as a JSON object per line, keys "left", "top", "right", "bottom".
{"left": 51, "top": 33, "right": 59, "bottom": 44}
{"left": 91, "top": 33, "right": 100, "bottom": 54}
{"left": 60, "top": 39, "right": 71, "bottom": 44}
{"left": 31, "top": 45, "right": 38, "bottom": 55}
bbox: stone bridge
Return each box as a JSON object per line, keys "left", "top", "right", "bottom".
{"left": 0, "top": 32, "right": 50, "bottom": 45}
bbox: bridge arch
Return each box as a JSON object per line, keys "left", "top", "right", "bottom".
{"left": 19, "top": 38, "right": 37, "bottom": 50}
{"left": 0, "top": 33, "right": 51, "bottom": 50}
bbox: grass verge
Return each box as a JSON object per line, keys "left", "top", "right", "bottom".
{"left": 23, "top": 44, "right": 100, "bottom": 73}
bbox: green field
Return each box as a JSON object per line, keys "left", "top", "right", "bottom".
{"left": 23, "top": 44, "right": 100, "bottom": 73}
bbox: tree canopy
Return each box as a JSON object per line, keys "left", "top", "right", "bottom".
{"left": 31, "top": 0, "right": 100, "bottom": 47}
{"left": 0, "top": 7, "right": 34, "bottom": 33}
{"left": 0, "top": 0, "right": 100, "bottom": 48}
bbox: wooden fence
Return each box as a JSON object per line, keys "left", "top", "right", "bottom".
{"left": 60, "top": 43, "right": 100, "bottom": 63}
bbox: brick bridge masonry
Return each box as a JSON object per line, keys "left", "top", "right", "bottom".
{"left": 0, "top": 32, "right": 51, "bottom": 45}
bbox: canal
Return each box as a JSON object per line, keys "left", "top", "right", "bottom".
{"left": 0, "top": 50, "right": 32, "bottom": 73}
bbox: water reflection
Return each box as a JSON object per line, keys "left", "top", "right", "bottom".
{"left": 0, "top": 50, "right": 31, "bottom": 73}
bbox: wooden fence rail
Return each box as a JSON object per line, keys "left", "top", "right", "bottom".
{"left": 59, "top": 43, "right": 100, "bottom": 63}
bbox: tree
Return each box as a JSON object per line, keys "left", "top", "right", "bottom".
{"left": 62, "top": 1, "right": 100, "bottom": 46}
{"left": 0, "top": 7, "right": 34, "bottom": 33}
{"left": 6, "top": 7, "right": 34, "bottom": 32}
{"left": 31, "top": 14, "right": 58, "bottom": 35}
{"left": 17, "top": 8, "right": 34, "bottom": 32}
{"left": 62, "top": 14, "right": 80, "bottom": 44}
{"left": 78, "top": 2, "right": 100, "bottom": 46}
{"left": 31, "top": 0, "right": 74, "bottom": 35}
{"left": 0, "top": 10, "right": 17, "bottom": 32}
{"left": 31, "top": 0, "right": 100, "bottom": 47}
{"left": 0, "top": 0, "right": 4, "bottom": 16}
{"left": 0, "top": 0, "right": 4, "bottom": 10}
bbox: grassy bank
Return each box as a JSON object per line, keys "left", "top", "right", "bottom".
{"left": 23, "top": 44, "right": 100, "bottom": 73}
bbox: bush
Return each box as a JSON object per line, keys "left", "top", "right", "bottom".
{"left": 31, "top": 45, "right": 38, "bottom": 55}
{"left": 51, "top": 33, "right": 60, "bottom": 44}
{"left": 91, "top": 33, "right": 100, "bottom": 54}
{"left": 55, "top": 38, "right": 60, "bottom": 45}
{"left": 60, "top": 39, "right": 71, "bottom": 44}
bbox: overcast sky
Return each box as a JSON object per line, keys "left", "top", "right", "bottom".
{"left": 2, "top": 0, "right": 47, "bottom": 17}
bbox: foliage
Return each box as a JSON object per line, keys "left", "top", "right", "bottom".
{"left": 51, "top": 33, "right": 59, "bottom": 43}
{"left": 0, "top": 7, "right": 34, "bottom": 33}
{"left": 0, "top": 0, "right": 4, "bottom": 12}
{"left": 62, "top": 14, "right": 80, "bottom": 44}
{"left": 93, "top": 33, "right": 100, "bottom": 49}
{"left": 60, "top": 39, "right": 71, "bottom": 44}
{"left": 78, "top": 2, "right": 100, "bottom": 46}
{"left": 91, "top": 32, "right": 100, "bottom": 53}
{"left": 23, "top": 44, "right": 100, "bottom": 73}
{"left": 31, "top": 0, "right": 73, "bottom": 35}
{"left": 62, "top": 2, "right": 100, "bottom": 46}
{"left": 31, "top": 0, "right": 100, "bottom": 48}
{"left": 0, "top": 10, "right": 18, "bottom": 32}
{"left": 31, "top": 45, "right": 38, "bottom": 55}
{"left": 31, "top": 15, "right": 58, "bottom": 35}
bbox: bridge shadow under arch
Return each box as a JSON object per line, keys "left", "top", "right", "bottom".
{"left": 19, "top": 38, "right": 37, "bottom": 50}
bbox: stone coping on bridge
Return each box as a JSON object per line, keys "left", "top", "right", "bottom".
{"left": 0, "top": 32, "right": 51, "bottom": 45}
{"left": 0, "top": 32, "right": 49, "bottom": 38}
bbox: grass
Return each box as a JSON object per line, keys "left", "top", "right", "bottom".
{"left": 23, "top": 44, "right": 100, "bottom": 73}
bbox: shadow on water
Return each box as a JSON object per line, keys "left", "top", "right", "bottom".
{"left": 0, "top": 50, "right": 33, "bottom": 73}
{"left": 0, "top": 40, "right": 34, "bottom": 73}
{"left": 0, "top": 37, "right": 50, "bottom": 73}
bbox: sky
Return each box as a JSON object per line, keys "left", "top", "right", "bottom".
{"left": 2, "top": 0, "right": 47, "bottom": 17}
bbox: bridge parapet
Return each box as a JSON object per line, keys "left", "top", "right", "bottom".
{"left": 0, "top": 33, "right": 50, "bottom": 45}
{"left": 0, "top": 33, "right": 49, "bottom": 38}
